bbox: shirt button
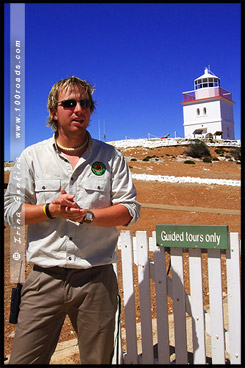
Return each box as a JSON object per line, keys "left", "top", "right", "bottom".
{"left": 68, "top": 256, "right": 72, "bottom": 261}
{"left": 97, "top": 186, "right": 101, "bottom": 189}
{"left": 71, "top": 177, "right": 74, "bottom": 181}
{"left": 42, "top": 186, "right": 46, "bottom": 189}
{"left": 69, "top": 237, "right": 72, "bottom": 241}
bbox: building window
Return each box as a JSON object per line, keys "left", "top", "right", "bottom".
{"left": 214, "top": 78, "right": 220, "bottom": 87}
{"left": 197, "top": 108, "right": 200, "bottom": 116}
{"left": 203, "top": 107, "right": 207, "bottom": 115}
{"left": 227, "top": 127, "right": 230, "bottom": 137}
{"left": 194, "top": 77, "right": 220, "bottom": 90}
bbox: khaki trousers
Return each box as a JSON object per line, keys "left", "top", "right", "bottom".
{"left": 9, "top": 264, "right": 118, "bottom": 365}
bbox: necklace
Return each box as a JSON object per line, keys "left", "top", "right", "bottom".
{"left": 56, "top": 134, "right": 88, "bottom": 152}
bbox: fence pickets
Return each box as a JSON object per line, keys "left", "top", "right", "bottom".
{"left": 152, "top": 231, "right": 170, "bottom": 364}
{"left": 136, "top": 231, "right": 154, "bottom": 364}
{"left": 116, "top": 230, "right": 241, "bottom": 365}
{"left": 120, "top": 231, "right": 138, "bottom": 364}
{"left": 188, "top": 248, "right": 206, "bottom": 364}
{"left": 171, "top": 247, "right": 188, "bottom": 364}
{"left": 207, "top": 249, "right": 226, "bottom": 364}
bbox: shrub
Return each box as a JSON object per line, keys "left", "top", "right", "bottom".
{"left": 203, "top": 157, "right": 212, "bottom": 163}
{"left": 143, "top": 155, "right": 158, "bottom": 161}
{"left": 215, "top": 148, "right": 226, "bottom": 156}
{"left": 184, "top": 160, "right": 195, "bottom": 164}
{"left": 184, "top": 141, "right": 211, "bottom": 159}
{"left": 212, "top": 157, "right": 219, "bottom": 161}
{"left": 229, "top": 147, "right": 241, "bottom": 161}
{"left": 131, "top": 158, "right": 137, "bottom": 161}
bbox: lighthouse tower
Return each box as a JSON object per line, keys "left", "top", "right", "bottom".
{"left": 181, "top": 67, "right": 235, "bottom": 140}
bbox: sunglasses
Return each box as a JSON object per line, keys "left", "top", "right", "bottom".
{"left": 59, "top": 99, "right": 92, "bottom": 109}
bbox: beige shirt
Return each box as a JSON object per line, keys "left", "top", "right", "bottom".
{"left": 4, "top": 132, "right": 141, "bottom": 268}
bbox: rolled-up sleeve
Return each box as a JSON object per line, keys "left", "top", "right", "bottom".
{"left": 111, "top": 150, "right": 141, "bottom": 225}
{"left": 4, "top": 151, "right": 35, "bottom": 226}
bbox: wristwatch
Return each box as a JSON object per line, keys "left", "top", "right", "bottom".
{"left": 81, "top": 210, "right": 94, "bottom": 224}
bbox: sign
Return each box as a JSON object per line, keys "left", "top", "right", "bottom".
{"left": 156, "top": 225, "right": 229, "bottom": 249}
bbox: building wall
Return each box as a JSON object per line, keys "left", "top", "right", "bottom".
{"left": 220, "top": 100, "right": 234, "bottom": 123}
{"left": 221, "top": 121, "right": 235, "bottom": 140}
{"left": 184, "top": 120, "right": 222, "bottom": 139}
{"left": 183, "top": 100, "right": 221, "bottom": 125}
{"left": 194, "top": 86, "right": 220, "bottom": 100}
{"left": 183, "top": 98, "right": 235, "bottom": 139}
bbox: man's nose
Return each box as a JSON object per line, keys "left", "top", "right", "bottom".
{"left": 74, "top": 101, "right": 82, "bottom": 112}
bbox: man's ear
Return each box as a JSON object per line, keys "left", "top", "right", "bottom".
{"left": 51, "top": 109, "right": 58, "bottom": 120}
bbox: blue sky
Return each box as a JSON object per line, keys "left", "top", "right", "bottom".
{"left": 4, "top": 2, "right": 241, "bottom": 161}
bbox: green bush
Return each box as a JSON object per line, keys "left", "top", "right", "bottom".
{"left": 203, "top": 157, "right": 212, "bottom": 163}
{"left": 131, "top": 158, "right": 137, "bottom": 161}
{"left": 184, "top": 141, "right": 211, "bottom": 159}
{"left": 184, "top": 160, "right": 195, "bottom": 164}
{"left": 229, "top": 147, "right": 241, "bottom": 161}
{"left": 143, "top": 155, "right": 158, "bottom": 161}
{"left": 212, "top": 157, "right": 219, "bottom": 161}
{"left": 215, "top": 148, "right": 226, "bottom": 156}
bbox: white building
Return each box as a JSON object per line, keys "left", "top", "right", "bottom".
{"left": 181, "top": 68, "right": 235, "bottom": 140}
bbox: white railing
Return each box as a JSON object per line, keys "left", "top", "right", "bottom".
{"left": 113, "top": 230, "right": 241, "bottom": 365}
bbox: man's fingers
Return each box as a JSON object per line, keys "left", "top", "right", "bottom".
{"left": 52, "top": 194, "right": 76, "bottom": 206}
{"left": 62, "top": 207, "right": 86, "bottom": 222}
{"left": 54, "top": 199, "right": 77, "bottom": 207}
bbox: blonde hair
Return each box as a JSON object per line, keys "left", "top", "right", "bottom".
{"left": 47, "top": 76, "right": 96, "bottom": 131}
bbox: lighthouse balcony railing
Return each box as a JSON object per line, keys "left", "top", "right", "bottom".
{"left": 182, "top": 87, "right": 232, "bottom": 102}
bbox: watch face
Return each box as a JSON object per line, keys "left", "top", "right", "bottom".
{"left": 84, "top": 211, "right": 94, "bottom": 223}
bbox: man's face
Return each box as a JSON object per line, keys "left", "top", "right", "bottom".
{"left": 52, "top": 85, "right": 91, "bottom": 136}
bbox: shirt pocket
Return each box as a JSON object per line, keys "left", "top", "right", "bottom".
{"left": 81, "top": 179, "right": 111, "bottom": 208}
{"left": 83, "top": 179, "right": 110, "bottom": 193}
{"left": 34, "top": 179, "right": 61, "bottom": 203}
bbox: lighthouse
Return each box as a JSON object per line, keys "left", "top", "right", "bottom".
{"left": 181, "top": 67, "right": 235, "bottom": 140}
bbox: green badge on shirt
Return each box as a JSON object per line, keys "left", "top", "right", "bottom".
{"left": 91, "top": 162, "right": 106, "bottom": 176}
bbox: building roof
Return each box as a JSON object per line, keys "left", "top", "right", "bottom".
{"left": 195, "top": 67, "right": 219, "bottom": 81}
{"left": 193, "top": 129, "right": 204, "bottom": 134}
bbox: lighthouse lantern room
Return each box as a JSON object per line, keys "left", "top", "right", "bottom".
{"left": 181, "top": 67, "right": 235, "bottom": 140}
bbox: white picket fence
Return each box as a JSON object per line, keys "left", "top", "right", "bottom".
{"left": 112, "top": 230, "right": 241, "bottom": 365}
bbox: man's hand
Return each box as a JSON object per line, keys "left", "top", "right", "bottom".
{"left": 50, "top": 189, "right": 86, "bottom": 222}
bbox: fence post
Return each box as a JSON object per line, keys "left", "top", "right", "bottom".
{"left": 152, "top": 231, "right": 170, "bottom": 363}
{"left": 207, "top": 249, "right": 225, "bottom": 364}
{"left": 189, "top": 248, "right": 206, "bottom": 364}
{"left": 171, "top": 247, "right": 188, "bottom": 364}
{"left": 136, "top": 231, "right": 154, "bottom": 364}
{"left": 226, "top": 232, "right": 241, "bottom": 364}
{"left": 120, "top": 230, "right": 138, "bottom": 364}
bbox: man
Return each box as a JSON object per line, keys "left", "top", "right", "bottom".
{"left": 4, "top": 76, "right": 141, "bottom": 364}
